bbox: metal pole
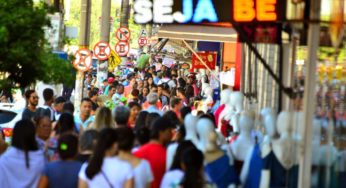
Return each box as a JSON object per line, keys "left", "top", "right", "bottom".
{"left": 74, "top": 0, "right": 91, "bottom": 110}
{"left": 298, "top": 0, "right": 321, "bottom": 187}
{"left": 96, "top": 0, "right": 111, "bottom": 87}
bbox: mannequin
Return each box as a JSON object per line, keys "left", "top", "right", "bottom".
{"left": 214, "top": 89, "right": 232, "bottom": 130}
{"left": 166, "top": 114, "right": 199, "bottom": 171}
{"left": 196, "top": 118, "right": 215, "bottom": 152}
{"left": 260, "top": 111, "right": 300, "bottom": 188}
{"left": 311, "top": 119, "right": 322, "bottom": 187}
{"left": 260, "top": 108, "right": 278, "bottom": 145}
{"left": 240, "top": 109, "right": 276, "bottom": 187}
{"left": 203, "top": 86, "right": 214, "bottom": 107}
{"left": 230, "top": 111, "right": 255, "bottom": 176}
{"left": 292, "top": 111, "right": 304, "bottom": 141}
{"left": 225, "top": 92, "right": 244, "bottom": 133}
{"left": 184, "top": 114, "right": 199, "bottom": 146}
{"left": 204, "top": 131, "right": 239, "bottom": 188}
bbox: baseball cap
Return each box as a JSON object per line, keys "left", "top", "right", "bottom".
{"left": 108, "top": 77, "right": 115, "bottom": 83}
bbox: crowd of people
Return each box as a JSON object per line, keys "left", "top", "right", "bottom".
{"left": 0, "top": 63, "right": 242, "bottom": 188}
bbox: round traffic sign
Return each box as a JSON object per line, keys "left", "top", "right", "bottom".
{"left": 115, "top": 41, "right": 130, "bottom": 57}
{"left": 73, "top": 49, "right": 92, "bottom": 72}
{"left": 116, "top": 27, "right": 131, "bottom": 41}
{"left": 93, "top": 41, "right": 111, "bottom": 60}
{"left": 138, "top": 37, "right": 148, "bottom": 47}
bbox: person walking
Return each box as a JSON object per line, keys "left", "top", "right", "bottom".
{"left": 91, "top": 107, "right": 115, "bottom": 130}
{"left": 38, "top": 134, "right": 82, "bottom": 188}
{"left": 42, "top": 88, "right": 56, "bottom": 121}
{"left": 74, "top": 98, "right": 94, "bottom": 132}
{"left": 78, "top": 128, "right": 134, "bottom": 188}
{"left": 117, "top": 127, "right": 154, "bottom": 188}
{"left": 145, "top": 93, "right": 163, "bottom": 116}
{"left": 0, "top": 120, "right": 45, "bottom": 188}
{"left": 134, "top": 117, "right": 175, "bottom": 188}
{"left": 22, "top": 89, "right": 42, "bottom": 120}
{"left": 47, "top": 113, "right": 76, "bottom": 161}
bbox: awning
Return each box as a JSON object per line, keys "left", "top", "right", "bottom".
{"left": 158, "top": 25, "right": 238, "bottom": 42}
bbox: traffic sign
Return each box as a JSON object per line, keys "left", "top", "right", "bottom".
{"left": 73, "top": 49, "right": 92, "bottom": 72}
{"left": 138, "top": 37, "right": 148, "bottom": 47}
{"left": 108, "top": 49, "right": 121, "bottom": 70}
{"left": 139, "top": 29, "right": 147, "bottom": 37}
{"left": 93, "top": 41, "right": 111, "bottom": 60}
{"left": 116, "top": 27, "right": 131, "bottom": 41}
{"left": 115, "top": 41, "right": 130, "bottom": 57}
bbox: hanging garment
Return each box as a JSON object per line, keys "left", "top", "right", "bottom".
{"left": 205, "top": 154, "right": 240, "bottom": 188}
{"left": 262, "top": 151, "right": 299, "bottom": 188}
{"left": 244, "top": 144, "right": 263, "bottom": 188}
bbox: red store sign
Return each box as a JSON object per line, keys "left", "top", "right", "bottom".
{"left": 191, "top": 51, "right": 217, "bottom": 70}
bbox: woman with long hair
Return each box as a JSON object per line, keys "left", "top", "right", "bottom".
{"left": 0, "top": 120, "right": 44, "bottom": 188}
{"left": 91, "top": 107, "right": 114, "bottom": 130}
{"left": 160, "top": 147, "right": 205, "bottom": 188}
{"left": 78, "top": 128, "right": 134, "bottom": 188}
{"left": 47, "top": 113, "right": 76, "bottom": 161}
{"left": 117, "top": 127, "right": 153, "bottom": 188}
{"left": 133, "top": 111, "right": 150, "bottom": 150}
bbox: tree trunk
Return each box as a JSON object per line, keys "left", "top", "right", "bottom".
{"left": 119, "top": 0, "right": 130, "bottom": 27}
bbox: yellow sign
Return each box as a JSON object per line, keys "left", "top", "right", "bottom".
{"left": 108, "top": 49, "right": 121, "bottom": 71}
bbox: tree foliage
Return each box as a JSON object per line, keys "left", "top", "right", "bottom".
{"left": 0, "top": 0, "right": 74, "bottom": 90}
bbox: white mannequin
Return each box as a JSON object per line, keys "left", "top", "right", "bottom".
{"left": 196, "top": 118, "right": 215, "bottom": 152}
{"left": 216, "top": 89, "right": 232, "bottom": 131}
{"left": 166, "top": 113, "right": 199, "bottom": 171}
{"left": 293, "top": 111, "right": 304, "bottom": 141}
{"left": 230, "top": 111, "right": 255, "bottom": 161}
{"left": 311, "top": 119, "right": 322, "bottom": 187}
{"left": 240, "top": 109, "right": 277, "bottom": 184}
{"left": 204, "top": 131, "right": 236, "bottom": 188}
{"left": 203, "top": 86, "right": 214, "bottom": 105}
{"left": 260, "top": 111, "right": 300, "bottom": 188}
{"left": 312, "top": 119, "right": 322, "bottom": 165}
{"left": 225, "top": 92, "right": 244, "bottom": 133}
{"left": 260, "top": 108, "right": 278, "bottom": 145}
{"left": 184, "top": 114, "right": 199, "bottom": 146}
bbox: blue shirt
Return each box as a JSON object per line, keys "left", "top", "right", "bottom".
{"left": 74, "top": 114, "right": 94, "bottom": 132}
{"left": 146, "top": 105, "right": 163, "bottom": 116}
{"left": 205, "top": 154, "right": 239, "bottom": 187}
{"left": 43, "top": 161, "right": 82, "bottom": 188}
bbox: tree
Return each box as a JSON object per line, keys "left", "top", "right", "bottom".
{"left": 0, "top": 0, "right": 74, "bottom": 90}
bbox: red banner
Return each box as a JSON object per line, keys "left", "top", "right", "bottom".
{"left": 192, "top": 51, "right": 217, "bottom": 70}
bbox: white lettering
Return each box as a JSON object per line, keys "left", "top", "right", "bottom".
{"left": 134, "top": 0, "right": 152, "bottom": 24}
{"left": 154, "top": 0, "right": 174, "bottom": 23}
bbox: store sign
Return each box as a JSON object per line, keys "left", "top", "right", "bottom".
{"left": 191, "top": 51, "right": 217, "bottom": 70}
{"left": 134, "top": 0, "right": 284, "bottom": 24}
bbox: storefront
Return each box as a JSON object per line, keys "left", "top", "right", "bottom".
{"left": 134, "top": 0, "right": 346, "bottom": 187}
